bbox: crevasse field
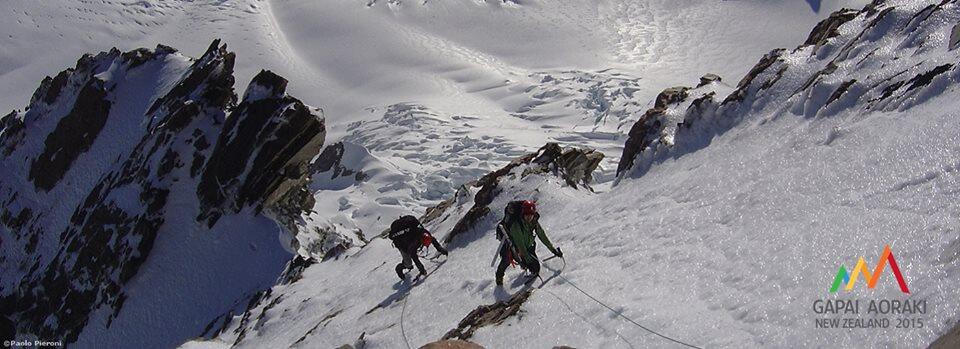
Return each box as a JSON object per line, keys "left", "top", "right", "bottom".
{"left": 4, "top": 0, "right": 960, "bottom": 348}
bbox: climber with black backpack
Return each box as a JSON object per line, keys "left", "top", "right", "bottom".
{"left": 493, "top": 200, "right": 563, "bottom": 286}
{"left": 388, "top": 215, "right": 448, "bottom": 280}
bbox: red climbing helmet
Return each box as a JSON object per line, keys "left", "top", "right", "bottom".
{"left": 521, "top": 200, "right": 537, "bottom": 215}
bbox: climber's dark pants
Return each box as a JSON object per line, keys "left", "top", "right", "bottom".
{"left": 495, "top": 243, "right": 539, "bottom": 281}
{"left": 398, "top": 249, "right": 426, "bottom": 275}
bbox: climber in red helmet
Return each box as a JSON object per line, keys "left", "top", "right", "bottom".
{"left": 493, "top": 200, "right": 563, "bottom": 286}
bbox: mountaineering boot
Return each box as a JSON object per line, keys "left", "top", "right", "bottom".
{"left": 495, "top": 274, "right": 503, "bottom": 286}
{"left": 395, "top": 263, "right": 406, "bottom": 280}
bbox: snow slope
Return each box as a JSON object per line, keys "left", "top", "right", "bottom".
{"left": 1, "top": 1, "right": 872, "bottom": 252}
{"left": 187, "top": 1, "right": 960, "bottom": 348}
{"left": 260, "top": 0, "right": 873, "bottom": 244}
{"left": 1, "top": 1, "right": 868, "bottom": 193}
{"left": 2, "top": 0, "right": 866, "bottom": 120}
{"left": 12, "top": 0, "right": 955, "bottom": 348}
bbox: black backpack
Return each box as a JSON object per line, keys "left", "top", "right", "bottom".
{"left": 504, "top": 201, "right": 524, "bottom": 221}
{"left": 497, "top": 201, "right": 525, "bottom": 240}
{"left": 389, "top": 215, "right": 422, "bottom": 243}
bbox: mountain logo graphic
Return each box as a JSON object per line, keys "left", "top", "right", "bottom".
{"left": 829, "top": 245, "right": 910, "bottom": 294}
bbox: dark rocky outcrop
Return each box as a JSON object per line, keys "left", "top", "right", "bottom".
{"left": 931, "top": 321, "right": 960, "bottom": 349}
{"left": 616, "top": 86, "right": 688, "bottom": 177}
{"left": 905, "top": 64, "right": 954, "bottom": 93}
{"left": 617, "top": 114, "right": 663, "bottom": 177}
{"left": 825, "top": 79, "right": 858, "bottom": 106}
{"left": 32, "top": 69, "right": 73, "bottom": 107}
{"left": 197, "top": 70, "right": 326, "bottom": 227}
{"left": 654, "top": 87, "right": 689, "bottom": 109}
{"left": 266, "top": 182, "right": 319, "bottom": 245}
{"left": 802, "top": 8, "right": 858, "bottom": 50}
{"left": 722, "top": 49, "right": 784, "bottom": 105}
{"left": 0, "top": 41, "right": 325, "bottom": 345}
{"left": 302, "top": 224, "right": 356, "bottom": 261}
{"left": 5, "top": 41, "right": 240, "bottom": 344}
{"left": 437, "top": 143, "right": 602, "bottom": 245}
{"left": 28, "top": 66, "right": 112, "bottom": 191}
{"left": 0, "top": 111, "right": 24, "bottom": 156}
{"left": 523, "top": 142, "right": 604, "bottom": 190}
{"left": 442, "top": 289, "right": 533, "bottom": 341}
{"left": 697, "top": 73, "right": 721, "bottom": 88}
{"left": 312, "top": 142, "right": 364, "bottom": 181}
{"left": 795, "top": 62, "right": 838, "bottom": 96}
{"left": 148, "top": 41, "right": 230, "bottom": 117}
{"left": 618, "top": 1, "right": 960, "bottom": 182}
{"left": 277, "top": 255, "right": 317, "bottom": 285}
{"left": 950, "top": 23, "right": 960, "bottom": 51}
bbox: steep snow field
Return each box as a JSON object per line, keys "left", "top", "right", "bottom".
{"left": 17, "top": 0, "right": 960, "bottom": 348}
{"left": 1, "top": 1, "right": 867, "bottom": 203}
{"left": 4, "top": 0, "right": 874, "bottom": 248}
{"left": 2, "top": 0, "right": 863, "bottom": 120}
{"left": 187, "top": 1, "right": 960, "bottom": 348}
{"left": 192, "top": 97, "right": 960, "bottom": 347}
{"left": 197, "top": 79, "right": 960, "bottom": 349}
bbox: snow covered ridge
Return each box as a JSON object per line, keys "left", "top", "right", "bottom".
{"left": 281, "top": 141, "right": 602, "bottom": 263}
{"left": 424, "top": 142, "right": 603, "bottom": 246}
{"left": 186, "top": 142, "right": 602, "bottom": 348}
{"left": 617, "top": 0, "right": 960, "bottom": 180}
{"left": 0, "top": 40, "right": 324, "bottom": 346}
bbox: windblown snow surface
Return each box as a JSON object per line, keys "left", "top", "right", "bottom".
{"left": 1, "top": 0, "right": 867, "bottom": 206}
{"left": 188, "top": 1, "right": 958, "bottom": 348}
{"left": 9, "top": 0, "right": 960, "bottom": 348}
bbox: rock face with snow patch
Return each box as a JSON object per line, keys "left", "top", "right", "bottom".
{"left": 187, "top": 137, "right": 603, "bottom": 348}
{"left": 616, "top": 86, "right": 691, "bottom": 177}
{"left": 312, "top": 142, "right": 367, "bottom": 183}
{"left": 0, "top": 40, "right": 324, "bottom": 346}
{"left": 442, "top": 289, "right": 533, "bottom": 341}
{"left": 197, "top": 70, "right": 326, "bottom": 227}
{"left": 802, "top": 8, "right": 859, "bottom": 49}
{"left": 424, "top": 142, "right": 602, "bottom": 245}
{"left": 617, "top": 1, "right": 960, "bottom": 179}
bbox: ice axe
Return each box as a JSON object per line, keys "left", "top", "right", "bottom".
{"left": 491, "top": 238, "right": 507, "bottom": 267}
